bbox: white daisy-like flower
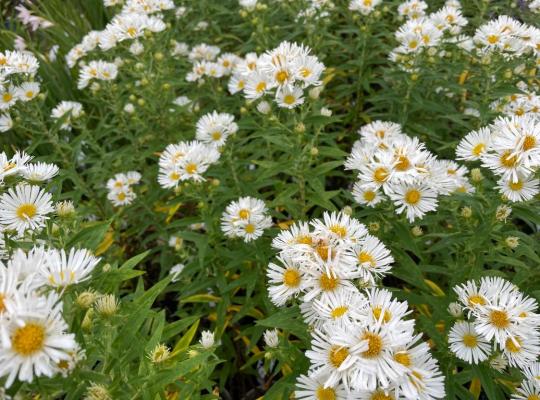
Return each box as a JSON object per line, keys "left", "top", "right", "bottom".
{"left": 0, "top": 85, "right": 17, "bottom": 110}
{"left": 387, "top": 181, "right": 438, "bottom": 222}
{"left": 39, "top": 248, "right": 100, "bottom": 288}
{"left": 511, "top": 379, "right": 540, "bottom": 400}
{"left": 107, "top": 187, "right": 136, "bottom": 206}
{"left": 21, "top": 162, "right": 59, "bottom": 182}
{"left": 448, "top": 321, "right": 491, "bottom": 364}
{"left": 496, "top": 175, "right": 539, "bottom": 202}
{"left": 351, "top": 235, "right": 394, "bottom": 284}
{"left": 195, "top": 111, "right": 238, "bottom": 148}
{"left": 221, "top": 196, "right": 273, "bottom": 242}
{"left": 50, "top": 101, "right": 83, "bottom": 131}
{"left": 0, "top": 184, "right": 54, "bottom": 235}
{"left": 352, "top": 183, "right": 386, "bottom": 207}
{"left": 266, "top": 255, "right": 306, "bottom": 306}
{"left": 295, "top": 373, "right": 351, "bottom": 400}
{"left": 0, "top": 113, "right": 13, "bottom": 132}
{"left": 276, "top": 86, "right": 304, "bottom": 109}
{"left": 0, "top": 291, "right": 78, "bottom": 387}
{"left": 15, "top": 82, "right": 40, "bottom": 102}
{"left": 456, "top": 127, "right": 492, "bottom": 161}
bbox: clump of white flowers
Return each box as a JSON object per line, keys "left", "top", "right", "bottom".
{"left": 66, "top": 0, "right": 173, "bottom": 67}
{"left": 345, "top": 120, "right": 472, "bottom": 222}
{"left": 0, "top": 50, "right": 41, "bottom": 132}
{"left": 158, "top": 141, "right": 220, "bottom": 188}
{"left": 185, "top": 43, "right": 241, "bottom": 82}
{"left": 195, "top": 111, "right": 238, "bottom": 148}
{"left": 349, "top": 0, "right": 382, "bottom": 16}
{"left": 50, "top": 101, "right": 84, "bottom": 131}
{"left": 450, "top": 277, "right": 540, "bottom": 373}
{"left": 491, "top": 83, "right": 540, "bottom": 121}
{"left": 456, "top": 114, "right": 540, "bottom": 202}
{"left": 228, "top": 41, "right": 325, "bottom": 110}
{"left": 221, "top": 197, "right": 272, "bottom": 242}
{"left": 0, "top": 245, "right": 99, "bottom": 386}
{"left": 78, "top": 60, "right": 118, "bottom": 89}
{"left": 390, "top": 1, "right": 468, "bottom": 70}
{"left": 267, "top": 211, "right": 445, "bottom": 398}
{"left": 106, "top": 171, "right": 141, "bottom": 206}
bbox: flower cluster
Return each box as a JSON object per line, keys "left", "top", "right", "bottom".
{"left": 390, "top": 1, "right": 468, "bottom": 69}
{"left": 450, "top": 277, "right": 540, "bottom": 372}
{"left": 0, "top": 245, "right": 102, "bottom": 386}
{"left": 221, "top": 197, "right": 272, "bottom": 242}
{"left": 228, "top": 41, "right": 324, "bottom": 109}
{"left": 266, "top": 212, "right": 444, "bottom": 398}
{"left": 65, "top": 0, "right": 172, "bottom": 67}
{"left": 106, "top": 171, "right": 141, "bottom": 206}
{"left": 297, "top": 0, "right": 335, "bottom": 20}
{"left": 456, "top": 114, "right": 540, "bottom": 202}
{"left": 185, "top": 43, "right": 241, "bottom": 82}
{"left": 0, "top": 153, "right": 59, "bottom": 239}
{"left": 50, "top": 101, "right": 84, "bottom": 131}
{"left": 78, "top": 60, "right": 118, "bottom": 90}
{"left": 0, "top": 50, "right": 41, "bottom": 132}
{"left": 195, "top": 111, "right": 238, "bottom": 148}
{"left": 158, "top": 141, "right": 220, "bottom": 188}
{"left": 345, "top": 121, "right": 472, "bottom": 222}
{"left": 473, "top": 16, "right": 540, "bottom": 59}
{"left": 349, "top": 0, "right": 382, "bottom": 16}
{"left": 491, "top": 83, "right": 540, "bottom": 121}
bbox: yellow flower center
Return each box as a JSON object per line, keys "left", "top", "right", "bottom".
{"left": 185, "top": 163, "right": 198, "bottom": 174}
{"left": 509, "top": 180, "right": 523, "bottom": 191}
{"left": 300, "top": 67, "right": 312, "bottom": 78}
{"left": 256, "top": 81, "right": 266, "bottom": 93}
{"left": 282, "top": 269, "right": 300, "bottom": 287}
{"left": 331, "top": 306, "right": 348, "bottom": 319}
{"left": 238, "top": 209, "right": 250, "bottom": 219}
{"left": 16, "top": 203, "right": 37, "bottom": 220}
{"left": 363, "top": 0, "right": 373, "bottom": 5}
{"left": 487, "top": 35, "right": 499, "bottom": 44}
{"left": 275, "top": 70, "right": 289, "bottom": 84}
{"left": 523, "top": 135, "right": 536, "bottom": 151}
{"left": 296, "top": 235, "right": 312, "bottom": 245}
{"left": 170, "top": 171, "right": 180, "bottom": 181}
{"left": 244, "top": 223, "right": 255, "bottom": 234}
{"left": 283, "top": 94, "right": 296, "bottom": 105}
{"left": 394, "top": 351, "right": 411, "bottom": 367}
{"left": 329, "top": 346, "right": 349, "bottom": 368}
{"left": 500, "top": 150, "right": 518, "bottom": 168}
{"left": 211, "top": 131, "right": 222, "bottom": 141}
{"left": 330, "top": 224, "right": 347, "bottom": 238}
{"left": 358, "top": 251, "right": 375, "bottom": 266}
{"left": 373, "top": 167, "right": 389, "bottom": 183}
{"left": 404, "top": 189, "right": 421, "bottom": 205}
{"left": 505, "top": 336, "right": 522, "bottom": 353}
{"left": 370, "top": 391, "right": 394, "bottom": 400}
{"left": 489, "top": 310, "right": 510, "bottom": 329}
{"left": 316, "top": 386, "right": 336, "bottom": 400}
{"left": 2, "top": 93, "right": 13, "bottom": 103}
{"left": 363, "top": 191, "right": 376, "bottom": 202}
{"left": 127, "top": 27, "right": 137, "bottom": 37}
{"left": 361, "top": 332, "right": 383, "bottom": 358}
{"left": 0, "top": 293, "right": 5, "bottom": 313}
{"left": 12, "top": 323, "right": 45, "bottom": 356}
{"left": 462, "top": 334, "right": 478, "bottom": 348}
{"left": 472, "top": 143, "right": 485, "bottom": 156}
{"left": 316, "top": 244, "right": 333, "bottom": 261}
{"left": 25, "top": 91, "right": 34, "bottom": 98}
{"left": 117, "top": 192, "right": 126, "bottom": 201}
{"left": 372, "top": 306, "right": 392, "bottom": 323}
{"left": 395, "top": 155, "right": 411, "bottom": 171}
{"left": 468, "top": 295, "right": 486, "bottom": 307}
{"left": 319, "top": 273, "right": 339, "bottom": 291}
{"left": 408, "top": 40, "right": 418, "bottom": 49}
{"left": 57, "top": 360, "right": 70, "bottom": 369}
